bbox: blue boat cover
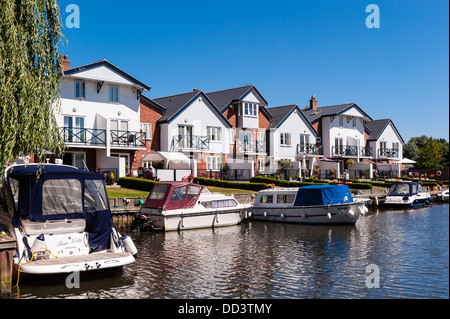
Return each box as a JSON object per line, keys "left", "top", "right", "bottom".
{"left": 294, "top": 185, "right": 353, "bottom": 206}
{"left": 7, "top": 165, "right": 113, "bottom": 252}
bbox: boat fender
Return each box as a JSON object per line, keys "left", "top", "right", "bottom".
{"left": 122, "top": 234, "right": 138, "bottom": 258}
{"left": 301, "top": 212, "right": 307, "bottom": 219}
{"left": 327, "top": 213, "right": 332, "bottom": 219}
{"left": 281, "top": 213, "right": 286, "bottom": 219}
{"left": 215, "top": 211, "right": 219, "bottom": 223}
{"left": 425, "top": 200, "right": 429, "bottom": 205}
{"left": 347, "top": 210, "right": 355, "bottom": 217}
{"left": 410, "top": 203, "right": 414, "bottom": 208}
{"left": 248, "top": 211, "right": 252, "bottom": 218}
{"left": 31, "top": 234, "right": 46, "bottom": 253}
{"left": 264, "top": 212, "right": 268, "bottom": 218}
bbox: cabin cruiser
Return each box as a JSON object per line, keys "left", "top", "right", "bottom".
{"left": 383, "top": 182, "right": 432, "bottom": 208}
{"left": 439, "top": 189, "right": 449, "bottom": 202}
{"left": 0, "top": 164, "right": 137, "bottom": 275}
{"left": 135, "top": 181, "right": 250, "bottom": 231}
{"left": 251, "top": 185, "right": 368, "bottom": 225}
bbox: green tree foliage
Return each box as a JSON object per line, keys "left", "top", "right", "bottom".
{"left": 404, "top": 135, "right": 449, "bottom": 169}
{"left": 0, "top": 0, "right": 65, "bottom": 177}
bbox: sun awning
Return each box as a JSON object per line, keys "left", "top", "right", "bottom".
{"left": 140, "top": 151, "right": 191, "bottom": 169}
{"left": 393, "top": 158, "right": 416, "bottom": 164}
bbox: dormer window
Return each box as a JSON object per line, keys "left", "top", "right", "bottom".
{"left": 243, "top": 102, "right": 258, "bottom": 117}
{"left": 109, "top": 86, "right": 119, "bottom": 102}
{"left": 75, "top": 80, "right": 85, "bottom": 99}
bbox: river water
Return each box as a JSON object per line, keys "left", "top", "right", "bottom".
{"left": 14, "top": 203, "right": 449, "bottom": 299}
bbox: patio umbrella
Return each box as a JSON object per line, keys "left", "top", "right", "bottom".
{"left": 393, "top": 158, "right": 416, "bottom": 164}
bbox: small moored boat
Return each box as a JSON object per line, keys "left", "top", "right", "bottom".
{"left": 440, "top": 189, "right": 449, "bottom": 202}
{"left": 383, "top": 182, "right": 432, "bottom": 208}
{"left": 251, "top": 185, "right": 368, "bottom": 225}
{"left": 1, "top": 164, "right": 137, "bottom": 275}
{"left": 135, "top": 181, "right": 250, "bottom": 231}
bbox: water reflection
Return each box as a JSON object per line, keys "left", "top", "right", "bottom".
{"left": 15, "top": 204, "right": 449, "bottom": 299}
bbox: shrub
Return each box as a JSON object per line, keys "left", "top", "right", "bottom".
{"left": 118, "top": 177, "right": 159, "bottom": 191}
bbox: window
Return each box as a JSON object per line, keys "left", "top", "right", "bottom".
{"left": 260, "top": 195, "right": 273, "bottom": 204}
{"left": 352, "top": 118, "right": 357, "bottom": 128}
{"left": 276, "top": 194, "right": 296, "bottom": 204}
{"left": 188, "top": 185, "right": 202, "bottom": 199}
{"left": 392, "top": 142, "right": 399, "bottom": 150}
{"left": 257, "top": 158, "right": 264, "bottom": 172}
{"left": 280, "top": 132, "right": 291, "bottom": 146}
{"left": 84, "top": 179, "right": 108, "bottom": 213}
{"left": 141, "top": 123, "right": 152, "bottom": 140}
{"left": 171, "top": 186, "right": 187, "bottom": 201}
{"left": 64, "top": 116, "right": 85, "bottom": 143}
{"left": 243, "top": 102, "right": 258, "bottom": 116}
{"left": 229, "top": 129, "right": 234, "bottom": 144}
{"left": 339, "top": 117, "right": 344, "bottom": 127}
{"left": 75, "top": 80, "right": 85, "bottom": 98}
{"left": 207, "top": 127, "right": 221, "bottom": 142}
{"left": 149, "top": 184, "right": 169, "bottom": 200}
{"left": 206, "top": 156, "right": 221, "bottom": 171}
{"left": 42, "top": 179, "right": 82, "bottom": 215}
{"left": 109, "top": 86, "right": 119, "bottom": 102}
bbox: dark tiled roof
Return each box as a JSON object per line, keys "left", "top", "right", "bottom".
{"left": 365, "top": 118, "right": 404, "bottom": 143}
{"left": 303, "top": 103, "right": 356, "bottom": 123}
{"left": 267, "top": 104, "right": 298, "bottom": 129}
{"left": 153, "top": 91, "right": 200, "bottom": 123}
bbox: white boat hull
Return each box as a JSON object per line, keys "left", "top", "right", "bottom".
{"left": 142, "top": 208, "right": 247, "bottom": 231}
{"left": 251, "top": 203, "right": 362, "bottom": 225}
{"left": 383, "top": 193, "right": 431, "bottom": 208}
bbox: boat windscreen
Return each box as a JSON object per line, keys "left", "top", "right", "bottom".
{"left": 149, "top": 184, "right": 169, "bottom": 200}
{"left": 84, "top": 179, "right": 109, "bottom": 213}
{"left": 388, "top": 183, "right": 410, "bottom": 196}
{"left": 42, "top": 179, "right": 83, "bottom": 215}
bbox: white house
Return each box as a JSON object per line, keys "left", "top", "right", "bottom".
{"left": 151, "top": 90, "right": 232, "bottom": 177}
{"left": 57, "top": 56, "right": 151, "bottom": 178}
{"left": 266, "top": 104, "right": 321, "bottom": 176}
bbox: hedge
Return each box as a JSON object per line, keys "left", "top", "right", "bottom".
{"left": 193, "top": 177, "right": 270, "bottom": 191}
{"left": 117, "top": 177, "right": 159, "bottom": 191}
{"left": 250, "top": 175, "right": 320, "bottom": 188}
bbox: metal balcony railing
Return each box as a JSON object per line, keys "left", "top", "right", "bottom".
{"left": 378, "top": 148, "right": 399, "bottom": 158}
{"left": 110, "top": 130, "right": 146, "bottom": 148}
{"left": 331, "top": 145, "right": 372, "bottom": 157}
{"left": 171, "top": 135, "right": 209, "bottom": 151}
{"left": 62, "top": 127, "right": 106, "bottom": 145}
{"left": 296, "top": 143, "right": 323, "bottom": 156}
{"left": 236, "top": 140, "right": 266, "bottom": 153}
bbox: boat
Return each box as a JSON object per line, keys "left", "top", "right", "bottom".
{"left": 438, "top": 189, "right": 449, "bottom": 202}
{"left": 383, "top": 181, "right": 432, "bottom": 208}
{"left": 250, "top": 185, "right": 368, "bottom": 225}
{"left": 135, "top": 181, "right": 250, "bottom": 231}
{"left": 0, "top": 164, "right": 138, "bottom": 275}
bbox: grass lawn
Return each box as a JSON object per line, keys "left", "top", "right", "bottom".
{"left": 106, "top": 185, "right": 255, "bottom": 199}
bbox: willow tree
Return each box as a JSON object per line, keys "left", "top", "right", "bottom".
{"left": 0, "top": 0, "right": 65, "bottom": 178}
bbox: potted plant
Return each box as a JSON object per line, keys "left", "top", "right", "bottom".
{"left": 109, "top": 171, "right": 115, "bottom": 185}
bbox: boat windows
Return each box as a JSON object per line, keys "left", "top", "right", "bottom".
{"left": 7, "top": 177, "right": 19, "bottom": 212}
{"left": 42, "top": 179, "right": 83, "bottom": 215}
{"left": 187, "top": 185, "right": 202, "bottom": 199}
{"left": 149, "top": 184, "right": 169, "bottom": 200}
{"left": 417, "top": 184, "right": 425, "bottom": 193}
{"left": 84, "top": 179, "right": 108, "bottom": 212}
{"left": 171, "top": 186, "right": 187, "bottom": 201}
{"left": 260, "top": 195, "right": 273, "bottom": 204}
{"left": 202, "top": 199, "right": 238, "bottom": 208}
{"left": 388, "top": 183, "right": 410, "bottom": 196}
{"left": 277, "top": 194, "right": 296, "bottom": 204}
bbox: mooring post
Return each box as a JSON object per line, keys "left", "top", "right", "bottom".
{"left": 0, "top": 233, "right": 16, "bottom": 299}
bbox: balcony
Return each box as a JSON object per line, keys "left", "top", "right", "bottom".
{"left": 110, "top": 130, "right": 146, "bottom": 148}
{"left": 236, "top": 140, "right": 266, "bottom": 154}
{"left": 378, "top": 148, "right": 399, "bottom": 159}
{"left": 332, "top": 145, "right": 373, "bottom": 158}
{"left": 296, "top": 143, "right": 323, "bottom": 157}
{"left": 171, "top": 135, "right": 209, "bottom": 151}
{"left": 62, "top": 127, "right": 106, "bottom": 146}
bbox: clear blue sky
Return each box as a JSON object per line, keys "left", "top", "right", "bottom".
{"left": 59, "top": 0, "right": 449, "bottom": 142}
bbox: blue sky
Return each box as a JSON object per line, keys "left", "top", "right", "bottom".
{"left": 59, "top": 0, "right": 449, "bottom": 142}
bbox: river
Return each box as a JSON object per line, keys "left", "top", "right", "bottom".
{"left": 14, "top": 203, "right": 449, "bottom": 299}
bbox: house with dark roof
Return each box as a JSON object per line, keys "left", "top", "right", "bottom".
{"left": 206, "top": 85, "right": 272, "bottom": 175}
{"left": 365, "top": 118, "right": 404, "bottom": 163}
{"left": 266, "top": 104, "right": 321, "bottom": 175}
{"left": 147, "top": 89, "right": 233, "bottom": 178}
{"left": 56, "top": 56, "right": 151, "bottom": 179}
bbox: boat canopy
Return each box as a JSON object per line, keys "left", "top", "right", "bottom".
{"left": 143, "top": 181, "right": 204, "bottom": 210}
{"left": 294, "top": 185, "right": 353, "bottom": 206}
{"left": 387, "top": 182, "right": 424, "bottom": 196}
{"left": 5, "top": 164, "right": 113, "bottom": 252}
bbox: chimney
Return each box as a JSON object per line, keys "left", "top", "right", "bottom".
{"left": 310, "top": 95, "right": 317, "bottom": 110}
{"left": 193, "top": 89, "right": 201, "bottom": 92}
{"left": 60, "top": 55, "right": 71, "bottom": 71}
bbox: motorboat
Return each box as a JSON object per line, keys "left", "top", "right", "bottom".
{"left": 383, "top": 182, "right": 432, "bottom": 208}
{"left": 0, "top": 164, "right": 138, "bottom": 275}
{"left": 251, "top": 185, "right": 368, "bottom": 225}
{"left": 135, "top": 181, "right": 251, "bottom": 231}
{"left": 438, "top": 189, "right": 449, "bottom": 202}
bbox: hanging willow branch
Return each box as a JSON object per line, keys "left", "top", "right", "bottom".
{"left": 0, "top": 0, "right": 65, "bottom": 177}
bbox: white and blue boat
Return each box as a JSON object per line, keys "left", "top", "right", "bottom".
{"left": 383, "top": 181, "right": 432, "bottom": 208}
{"left": 251, "top": 185, "right": 368, "bottom": 225}
{"left": 1, "top": 164, "right": 138, "bottom": 275}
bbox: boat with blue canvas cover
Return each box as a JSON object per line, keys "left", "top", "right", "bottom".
{"left": 0, "top": 164, "right": 138, "bottom": 275}
{"left": 383, "top": 181, "right": 432, "bottom": 208}
{"left": 251, "top": 184, "right": 368, "bottom": 225}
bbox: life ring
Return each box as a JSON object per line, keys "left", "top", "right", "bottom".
{"left": 436, "top": 171, "right": 442, "bottom": 176}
